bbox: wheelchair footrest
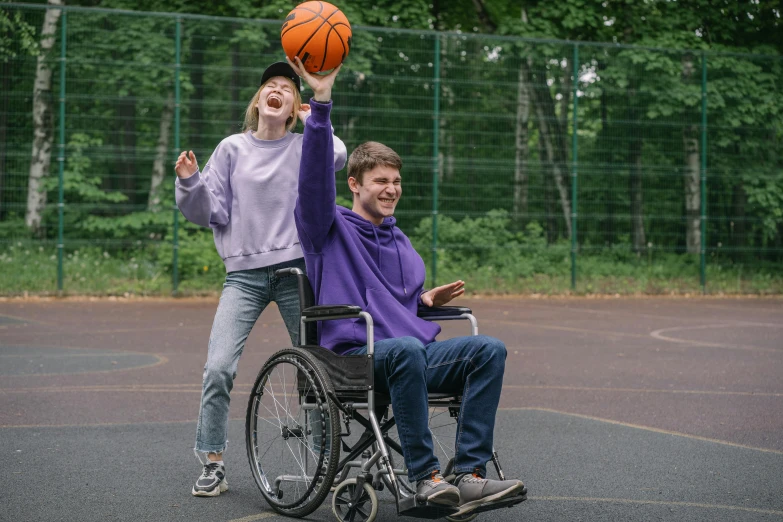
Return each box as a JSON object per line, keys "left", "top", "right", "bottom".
{"left": 397, "top": 495, "right": 460, "bottom": 519}
{"left": 464, "top": 493, "right": 527, "bottom": 515}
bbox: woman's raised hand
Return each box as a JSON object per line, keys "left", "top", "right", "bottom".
{"left": 175, "top": 150, "right": 199, "bottom": 179}
{"left": 286, "top": 56, "right": 342, "bottom": 103}
{"left": 298, "top": 103, "right": 311, "bottom": 125}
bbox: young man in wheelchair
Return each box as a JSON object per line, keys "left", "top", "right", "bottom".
{"left": 288, "top": 57, "right": 526, "bottom": 517}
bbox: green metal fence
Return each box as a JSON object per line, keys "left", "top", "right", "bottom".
{"left": 2, "top": 4, "right": 782, "bottom": 295}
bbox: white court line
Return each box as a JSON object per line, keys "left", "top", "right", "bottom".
{"left": 650, "top": 323, "right": 781, "bottom": 352}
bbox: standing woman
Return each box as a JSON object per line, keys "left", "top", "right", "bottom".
{"left": 174, "top": 61, "right": 347, "bottom": 497}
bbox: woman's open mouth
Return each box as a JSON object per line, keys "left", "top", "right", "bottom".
{"left": 267, "top": 96, "right": 282, "bottom": 109}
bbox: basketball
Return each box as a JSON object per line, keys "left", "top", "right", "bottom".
{"left": 281, "top": 1, "right": 352, "bottom": 73}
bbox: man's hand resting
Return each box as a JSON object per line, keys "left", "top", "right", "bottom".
{"left": 421, "top": 280, "right": 465, "bottom": 308}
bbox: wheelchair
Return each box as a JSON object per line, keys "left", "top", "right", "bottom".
{"left": 245, "top": 268, "right": 525, "bottom": 522}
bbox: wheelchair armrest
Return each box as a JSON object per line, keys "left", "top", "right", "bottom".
{"left": 417, "top": 305, "right": 473, "bottom": 319}
{"left": 302, "top": 304, "right": 363, "bottom": 319}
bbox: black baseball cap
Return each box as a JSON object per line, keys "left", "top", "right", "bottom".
{"left": 260, "top": 61, "right": 301, "bottom": 90}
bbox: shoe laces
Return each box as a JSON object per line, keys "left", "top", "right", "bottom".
{"left": 422, "top": 471, "right": 445, "bottom": 487}
{"left": 201, "top": 462, "right": 220, "bottom": 478}
{"left": 460, "top": 473, "right": 486, "bottom": 484}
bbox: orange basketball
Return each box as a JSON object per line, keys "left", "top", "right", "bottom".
{"left": 281, "top": 1, "right": 352, "bottom": 73}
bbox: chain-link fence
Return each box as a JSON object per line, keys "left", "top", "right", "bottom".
{"left": 2, "top": 4, "right": 782, "bottom": 295}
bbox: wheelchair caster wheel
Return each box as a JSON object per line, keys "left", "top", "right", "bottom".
{"left": 332, "top": 478, "right": 378, "bottom": 522}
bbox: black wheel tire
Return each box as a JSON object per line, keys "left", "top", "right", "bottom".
{"left": 245, "top": 347, "right": 341, "bottom": 517}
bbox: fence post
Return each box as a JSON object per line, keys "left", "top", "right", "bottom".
{"left": 570, "top": 44, "right": 579, "bottom": 291}
{"left": 56, "top": 9, "right": 66, "bottom": 295}
{"left": 431, "top": 35, "right": 441, "bottom": 287}
{"left": 700, "top": 51, "right": 707, "bottom": 293}
{"left": 172, "top": 17, "right": 181, "bottom": 295}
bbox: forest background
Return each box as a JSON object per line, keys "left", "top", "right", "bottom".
{"left": 1, "top": 0, "right": 781, "bottom": 296}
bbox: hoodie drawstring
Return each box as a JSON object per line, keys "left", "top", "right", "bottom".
{"left": 371, "top": 226, "right": 382, "bottom": 270}
{"left": 390, "top": 226, "right": 407, "bottom": 295}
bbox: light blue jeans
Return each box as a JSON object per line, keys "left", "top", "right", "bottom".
{"left": 194, "top": 258, "right": 305, "bottom": 455}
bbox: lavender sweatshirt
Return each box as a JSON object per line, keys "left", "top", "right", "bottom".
{"left": 176, "top": 128, "right": 347, "bottom": 272}
{"left": 295, "top": 101, "right": 440, "bottom": 353}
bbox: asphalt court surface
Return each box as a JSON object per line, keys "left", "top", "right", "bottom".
{"left": 1, "top": 296, "right": 782, "bottom": 521}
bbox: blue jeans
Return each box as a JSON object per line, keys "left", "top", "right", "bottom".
{"left": 345, "top": 335, "right": 506, "bottom": 481}
{"left": 194, "top": 258, "right": 305, "bottom": 455}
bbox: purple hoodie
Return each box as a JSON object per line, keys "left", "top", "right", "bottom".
{"left": 295, "top": 100, "right": 440, "bottom": 353}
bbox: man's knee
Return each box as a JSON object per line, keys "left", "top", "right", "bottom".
{"left": 389, "top": 336, "right": 427, "bottom": 366}
{"left": 476, "top": 335, "right": 507, "bottom": 366}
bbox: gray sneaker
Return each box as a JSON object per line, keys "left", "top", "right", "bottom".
{"left": 451, "top": 473, "right": 525, "bottom": 516}
{"left": 416, "top": 471, "right": 461, "bottom": 506}
{"left": 192, "top": 462, "right": 228, "bottom": 497}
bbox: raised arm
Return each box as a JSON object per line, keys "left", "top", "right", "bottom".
{"left": 290, "top": 58, "right": 343, "bottom": 252}
{"left": 298, "top": 104, "right": 347, "bottom": 172}
{"left": 174, "top": 147, "right": 231, "bottom": 228}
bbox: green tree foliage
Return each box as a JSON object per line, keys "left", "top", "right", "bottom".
{"left": 1, "top": 1, "right": 780, "bottom": 294}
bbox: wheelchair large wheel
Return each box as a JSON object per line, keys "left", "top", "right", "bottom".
{"left": 245, "top": 347, "right": 341, "bottom": 518}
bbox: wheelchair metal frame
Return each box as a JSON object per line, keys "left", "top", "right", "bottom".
{"left": 247, "top": 267, "right": 521, "bottom": 521}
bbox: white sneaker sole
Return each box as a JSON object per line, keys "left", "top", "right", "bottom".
{"left": 452, "top": 482, "right": 524, "bottom": 516}
{"left": 192, "top": 478, "right": 228, "bottom": 497}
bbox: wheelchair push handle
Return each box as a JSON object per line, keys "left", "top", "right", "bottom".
{"left": 274, "top": 267, "right": 304, "bottom": 278}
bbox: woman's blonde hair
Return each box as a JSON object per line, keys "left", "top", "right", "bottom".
{"left": 242, "top": 77, "right": 302, "bottom": 133}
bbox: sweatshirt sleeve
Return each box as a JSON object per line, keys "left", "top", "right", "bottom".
{"left": 296, "top": 100, "right": 336, "bottom": 253}
{"left": 174, "top": 143, "right": 231, "bottom": 228}
{"left": 304, "top": 110, "right": 347, "bottom": 172}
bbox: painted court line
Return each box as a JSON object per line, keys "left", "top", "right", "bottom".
{"left": 491, "top": 301, "right": 718, "bottom": 323}
{"left": 531, "top": 497, "right": 783, "bottom": 517}
{"left": 511, "top": 407, "right": 783, "bottom": 455}
{"left": 503, "top": 384, "right": 783, "bottom": 398}
{"left": 3, "top": 406, "right": 781, "bottom": 456}
{"left": 483, "top": 318, "right": 650, "bottom": 339}
{"left": 483, "top": 318, "right": 775, "bottom": 353}
{"left": 5, "top": 383, "right": 780, "bottom": 399}
{"left": 649, "top": 324, "right": 779, "bottom": 352}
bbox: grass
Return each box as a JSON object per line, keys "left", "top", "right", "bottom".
{"left": 2, "top": 241, "right": 781, "bottom": 297}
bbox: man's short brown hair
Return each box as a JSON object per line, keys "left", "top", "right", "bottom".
{"left": 347, "top": 141, "right": 402, "bottom": 184}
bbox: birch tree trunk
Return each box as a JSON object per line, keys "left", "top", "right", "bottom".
{"left": 681, "top": 54, "right": 700, "bottom": 254}
{"left": 627, "top": 83, "right": 646, "bottom": 253}
{"left": 148, "top": 92, "right": 174, "bottom": 211}
{"left": 629, "top": 136, "right": 646, "bottom": 252}
{"left": 512, "top": 61, "right": 530, "bottom": 222}
{"left": 0, "top": 61, "right": 10, "bottom": 218}
{"left": 26, "top": 0, "right": 62, "bottom": 232}
{"left": 683, "top": 124, "right": 701, "bottom": 254}
{"left": 529, "top": 74, "right": 572, "bottom": 239}
{"left": 228, "top": 35, "right": 241, "bottom": 136}
{"left": 599, "top": 71, "right": 615, "bottom": 243}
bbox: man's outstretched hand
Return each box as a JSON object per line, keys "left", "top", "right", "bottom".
{"left": 421, "top": 280, "right": 465, "bottom": 308}
{"left": 286, "top": 56, "right": 342, "bottom": 103}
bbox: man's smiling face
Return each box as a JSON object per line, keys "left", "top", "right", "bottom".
{"left": 349, "top": 165, "right": 402, "bottom": 225}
